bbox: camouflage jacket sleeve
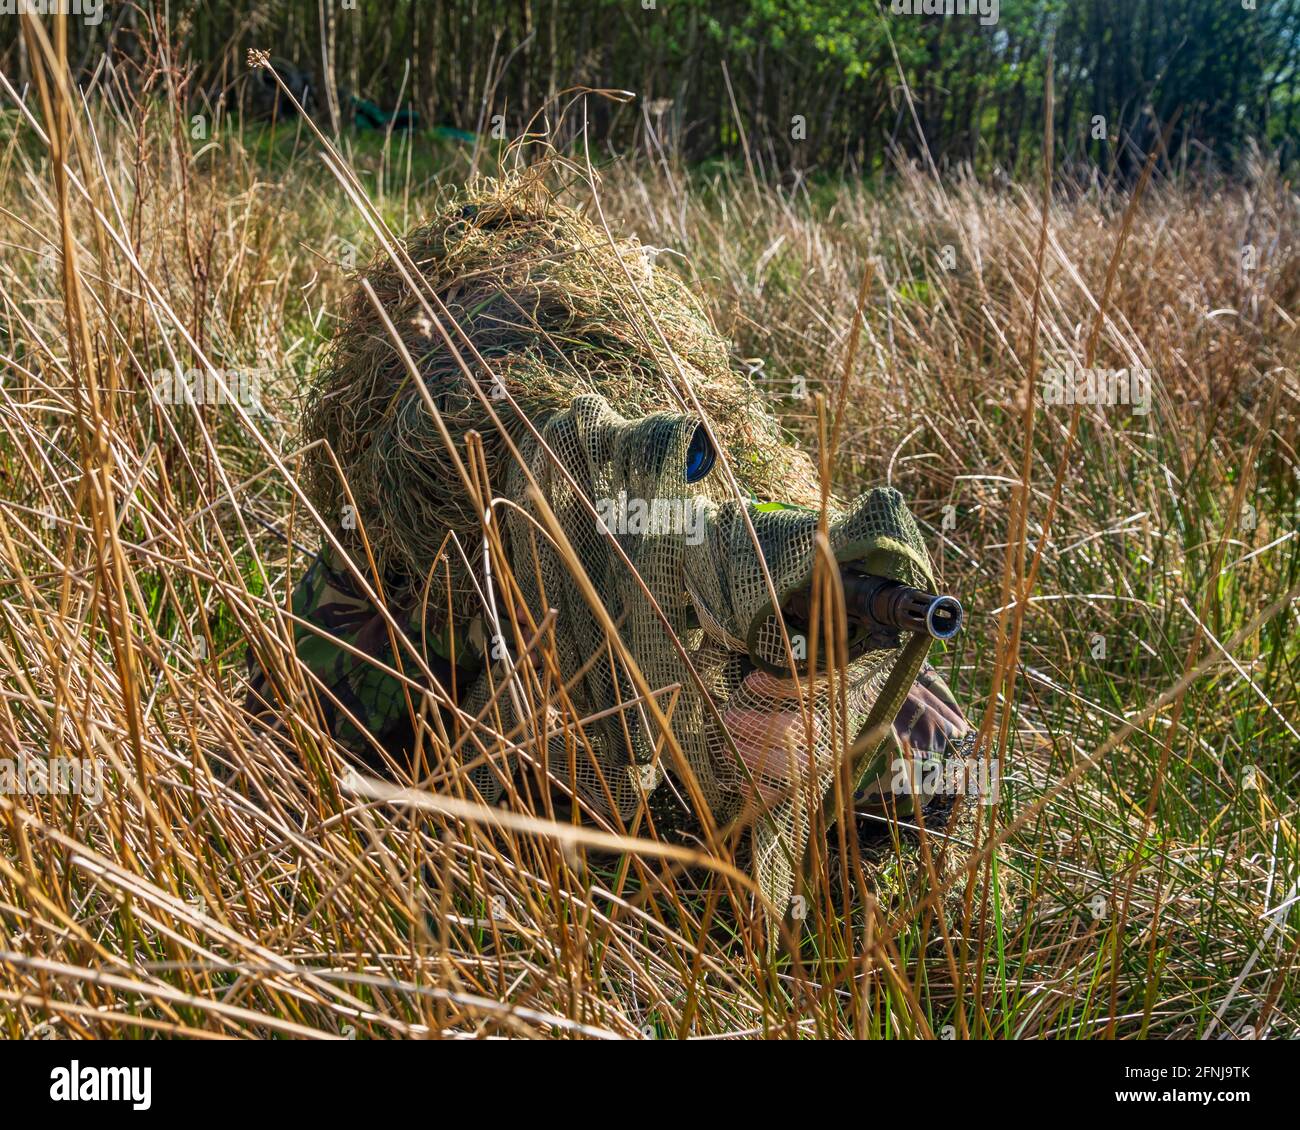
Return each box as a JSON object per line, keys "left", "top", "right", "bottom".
{"left": 245, "top": 547, "right": 478, "bottom": 765}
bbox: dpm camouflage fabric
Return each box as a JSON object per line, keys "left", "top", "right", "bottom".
{"left": 244, "top": 548, "right": 481, "bottom": 772}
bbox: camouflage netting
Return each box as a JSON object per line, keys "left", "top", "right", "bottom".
{"left": 293, "top": 170, "right": 951, "bottom": 918}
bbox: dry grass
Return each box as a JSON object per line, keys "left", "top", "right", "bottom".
{"left": 0, "top": 46, "right": 1297, "bottom": 1038}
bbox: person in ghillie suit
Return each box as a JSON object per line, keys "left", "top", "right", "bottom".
{"left": 245, "top": 170, "right": 973, "bottom": 917}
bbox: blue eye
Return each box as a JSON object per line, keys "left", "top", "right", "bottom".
{"left": 685, "top": 424, "right": 716, "bottom": 483}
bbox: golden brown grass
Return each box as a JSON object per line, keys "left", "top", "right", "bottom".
{"left": 0, "top": 43, "right": 1297, "bottom": 1038}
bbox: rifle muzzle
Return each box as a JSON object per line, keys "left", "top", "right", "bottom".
{"left": 782, "top": 570, "right": 964, "bottom": 642}
{"left": 841, "top": 573, "right": 963, "bottom": 639}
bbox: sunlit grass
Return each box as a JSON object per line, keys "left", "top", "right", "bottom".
{"left": 0, "top": 44, "right": 1296, "bottom": 1038}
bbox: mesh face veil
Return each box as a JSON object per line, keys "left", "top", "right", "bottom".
{"left": 462, "top": 394, "right": 940, "bottom": 914}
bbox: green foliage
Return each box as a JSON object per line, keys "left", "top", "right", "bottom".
{"left": 3, "top": 1, "right": 1297, "bottom": 173}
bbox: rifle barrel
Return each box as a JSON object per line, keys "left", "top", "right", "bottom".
{"left": 841, "top": 574, "right": 963, "bottom": 639}
{"left": 784, "top": 573, "right": 964, "bottom": 640}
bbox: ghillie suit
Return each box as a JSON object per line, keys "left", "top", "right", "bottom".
{"left": 246, "top": 172, "right": 970, "bottom": 918}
